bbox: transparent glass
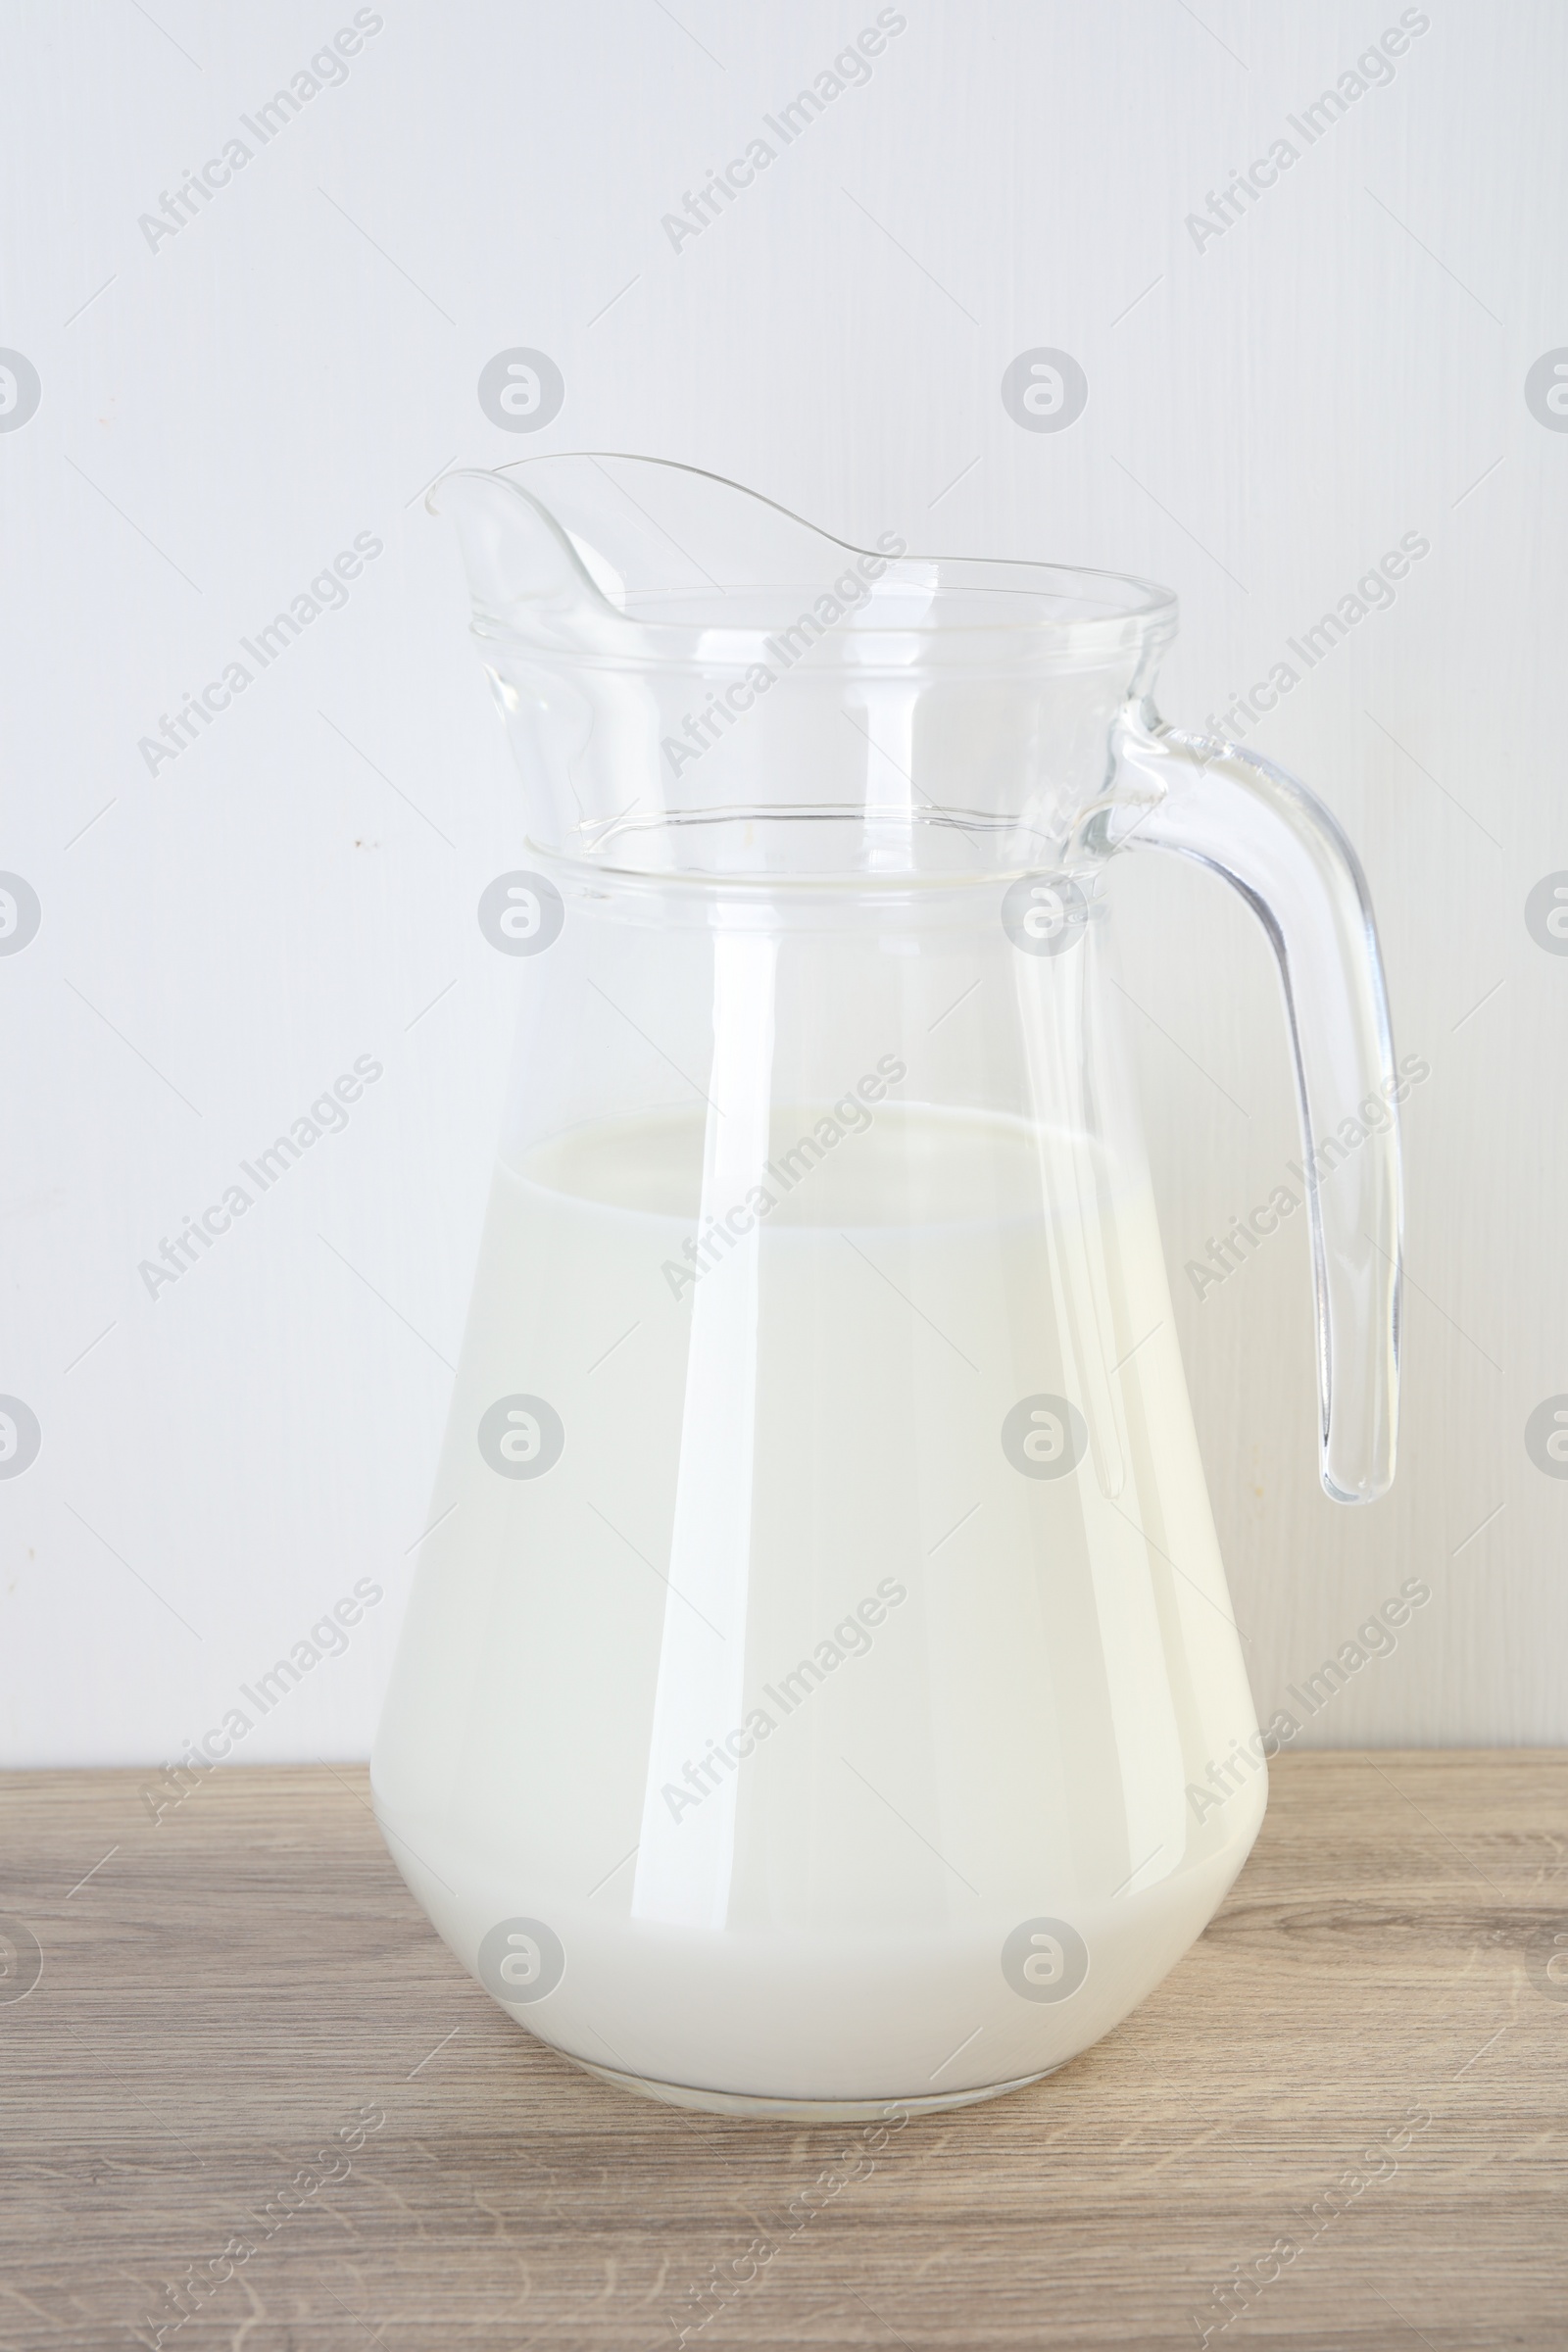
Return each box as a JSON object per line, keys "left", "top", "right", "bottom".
{"left": 371, "top": 458, "right": 1402, "bottom": 2118}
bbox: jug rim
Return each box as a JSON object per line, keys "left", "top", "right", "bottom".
{"left": 430, "top": 453, "right": 1179, "bottom": 654}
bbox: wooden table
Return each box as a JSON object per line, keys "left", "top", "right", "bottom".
{"left": 2, "top": 1753, "right": 1564, "bottom": 2349}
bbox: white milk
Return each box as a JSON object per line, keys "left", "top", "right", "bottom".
{"left": 372, "top": 1101, "right": 1265, "bottom": 2112}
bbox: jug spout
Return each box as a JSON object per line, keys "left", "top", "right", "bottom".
{"left": 428, "top": 467, "right": 617, "bottom": 631}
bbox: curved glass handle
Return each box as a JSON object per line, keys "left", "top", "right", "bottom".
{"left": 1088, "top": 712, "right": 1402, "bottom": 1503}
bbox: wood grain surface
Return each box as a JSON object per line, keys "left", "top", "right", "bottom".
{"left": 1, "top": 1751, "right": 1565, "bottom": 2350}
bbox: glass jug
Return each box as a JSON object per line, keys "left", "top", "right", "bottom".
{"left": 371, "top": 457, "right": 1401, "bottom": 2119}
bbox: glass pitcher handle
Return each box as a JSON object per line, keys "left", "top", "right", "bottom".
{"left": 1087, "top": 712, "right": 1402, "bottom": 1504}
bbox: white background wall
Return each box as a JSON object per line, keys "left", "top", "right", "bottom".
{"left": 2, "top": 0, "right": 1563, "bottom": 1769}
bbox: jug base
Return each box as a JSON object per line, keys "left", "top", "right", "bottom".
{"left": 564, "top": 2054, "right": 1064, "bottom": 2122}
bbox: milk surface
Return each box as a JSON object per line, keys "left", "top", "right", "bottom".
{"left": 372, "top": 1101, "right": 1264, "bottom": 2104}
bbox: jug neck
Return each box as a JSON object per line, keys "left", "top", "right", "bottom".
{"left": 434, "top": 457, "right": 1177, "bottom": 881}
